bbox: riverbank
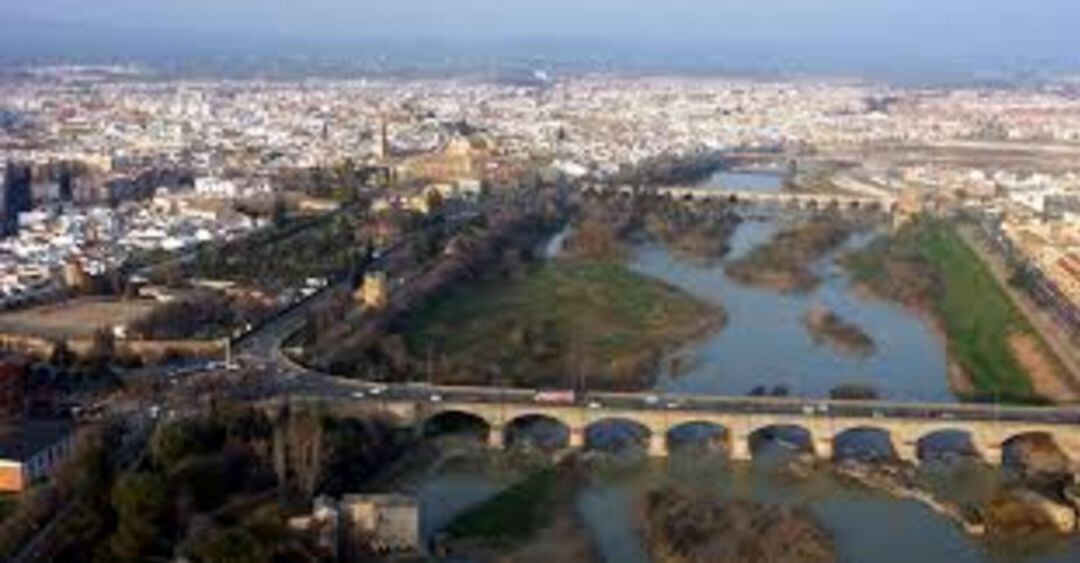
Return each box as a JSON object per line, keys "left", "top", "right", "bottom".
{"left": 843, "top": 218, "right": 1062, "bottom": 403}
{"left": 958, "top": 225, "right": 1080, "bottom": 402}
{"left": 402, "top": 259, "right": 724, "bottom": 390}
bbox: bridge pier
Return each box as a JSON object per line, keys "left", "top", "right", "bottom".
{"left": 894, "top": 440, "right": 919, "bottom": 464}
{"left": 728, "top": 435, "right": 752, "bottom": 461}
{"left": 488, "top": 426, "right": 504, "bottom": 449}
{"left": 648, "top": 434, "right": 668, "bottom": 457}
{"left": 814, "top": 438, "right": 834, "bottom": 461}
{"left": 568, "top": 428, "right": 585, "bottom": 450}
{"left": 973, "top": 441, "right": 1001, "bottom": 466}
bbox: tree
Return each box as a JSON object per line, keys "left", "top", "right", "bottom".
{"left": 88, "top": 328, "right": 115, "bottom": 368}
{"left": 271, "top": 196, "right": 288, "bottom": 227}
{"left": 100, "top": 472, "right": 169, "bottom": 562}
{"left": 272, "top": 408, "right": 325, "bottom": 497}
{"left": 185, "top": 527, "right": 267, "bottom": 563}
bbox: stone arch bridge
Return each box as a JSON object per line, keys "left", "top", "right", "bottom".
{"left": 591, "top": 184, "right": 896, "bottom": 212}
{"left": 334, "top": 394, "right": 1080, "bottom": 466}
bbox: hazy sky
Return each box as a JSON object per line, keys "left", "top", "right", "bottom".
{"left": 3, "top": 1, "right": 1079, "bottom": 73}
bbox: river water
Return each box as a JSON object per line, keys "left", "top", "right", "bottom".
{"left": 386, "top": 171, "right": 1080, "bottom": 562}
{"left": 633, "top": 218, "right": 951, "bottom": 402}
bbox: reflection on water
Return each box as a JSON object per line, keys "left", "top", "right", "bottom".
{"left": 406, "top": 449, "right": 1080, "bottom": 563}
{"left": 414, "top": 473, "right": 510, "bottom": 543}
{"left": 631, "top": 216, "right": 951, "bottom": 402}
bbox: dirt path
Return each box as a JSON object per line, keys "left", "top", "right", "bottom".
{"left": 958, "top": 226, "right": 1080, "bottom": 402}
{"left": 1009, "top": 333, "right": 1080, "bottom": 402}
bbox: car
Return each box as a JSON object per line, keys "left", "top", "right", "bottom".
{"left": 587, "top": 401, "right": 602, "bottom": 409}
{"left": 430, "top": 394, "right": 443, "bottom": 403}
{"left": 370, "top": 386, "right": 386, "bottom": 395}
{"left": 351, "top": 391, "right": 366, "bottom": 399}
{"left": 666, "top": 401, "right": 682, "bottom": 410}
{"left": 801, "top": 405, "right": 815, "bottom": 415}
{"left": 644, "top": 394, "right": 660, "bottom": 406}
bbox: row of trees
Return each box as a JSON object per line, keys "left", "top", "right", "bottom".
{"left": 0, "top": 405, "right": 402, "bottom": 563}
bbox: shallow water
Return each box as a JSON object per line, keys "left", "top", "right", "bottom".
{"left": 404, "top": 449, "right": 1080, "bottom": 563}
{"left": 630, "top": 216, "right": 951, "bottom": 402}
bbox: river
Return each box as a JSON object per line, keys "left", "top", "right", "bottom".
{"left": 382, "top": 172, "right": 1080, "bottom": 561}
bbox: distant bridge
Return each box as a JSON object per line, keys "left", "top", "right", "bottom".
{"left": 589, "top": 184, "right": 896, "bottom": 212}
{"left": 286, "top": 383, "right": 1080, "bottom": 466}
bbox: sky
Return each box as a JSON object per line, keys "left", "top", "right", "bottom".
{"left": 2, "top": 1, "right": 1079, "bottom": 76}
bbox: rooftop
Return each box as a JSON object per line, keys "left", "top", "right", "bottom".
{"left": 0, "top": 419, "right": 73, "bottom": 462}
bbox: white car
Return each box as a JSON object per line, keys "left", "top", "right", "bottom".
{"left": 351, "top": 391, "right": 365, "bottom": 399}
{"left": 370, "top": 386, "right": 386, "bottom": 396}
{"left": 430, "top": 394, "right": 443, "bottom": 403}
{"left": 644, "top": 395, "right": 660, "bottom": 406}
{"left": 588, "top": 401, "right": 602, "bottom": 409}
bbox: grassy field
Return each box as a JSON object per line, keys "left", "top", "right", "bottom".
{"left": 403, "top": 260, "right": 721, "bottom": 390}
{"left": 845, "top": 219, "right": 1044, "bottom": 401}
{"left": 0, "top": 297, "right": 159, "bottom": 339}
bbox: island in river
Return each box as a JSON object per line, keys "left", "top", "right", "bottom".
{"left": 401, "top": 258, "right": 723, "bottom": 390}
{"left": 804, "top": 306, "right": 877, "bottom": 358}
{"left": 725, "top": 217, "right": 856, "bottom": 293}
{"left": 638, "top": 485, "right": 835, "bottom": 563}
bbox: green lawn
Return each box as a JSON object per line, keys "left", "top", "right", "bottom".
{"left": 918, "top": 223, "right": 1035, "bottom": 398}
{"left": 403, "top": 260, "right": 721, "bottom": 390}
{"left": 845, "top": 220, "right": 1043, "bottom": 401}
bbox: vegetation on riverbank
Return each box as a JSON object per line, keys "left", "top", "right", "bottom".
{"left": 638, "top": 485, "right": 835, "bottom": 563}
{"left": 842, "top": 218, "right": 1061, "bottom": 402}
{"left": 575, "top": 190, "right": 742, "bottom": 263}
{"left": 441, "top": 458, "right": 598, "bottom": 562}
{"left": 726, "top": 217, "right": 855, "bottom": 293}
{"left": 401, "top": 260, "right": 723, "bottom": 390}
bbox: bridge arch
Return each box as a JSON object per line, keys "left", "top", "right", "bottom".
{"left": 749, "top": 424, "right": 816, "bottom": 459}
{"left": 666, "top": 421, "right": 729, "bottom": 456}
{"left": 421, "top": 409, "right": 493, "bottom": 443}
{"left": 503, "top": 413, "right": 571, "bottom": 451}
{"left": 915, "top": 428, "right": 981, "bottom": 462}
{"left": 1001, "top": 431, "right": 1072, "bottom": 473}
{"left": 584, "top": 417, "right": 654, "bottom": 454}
{"left": 833, "top": 426, "right": 899, "bottom": 463}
